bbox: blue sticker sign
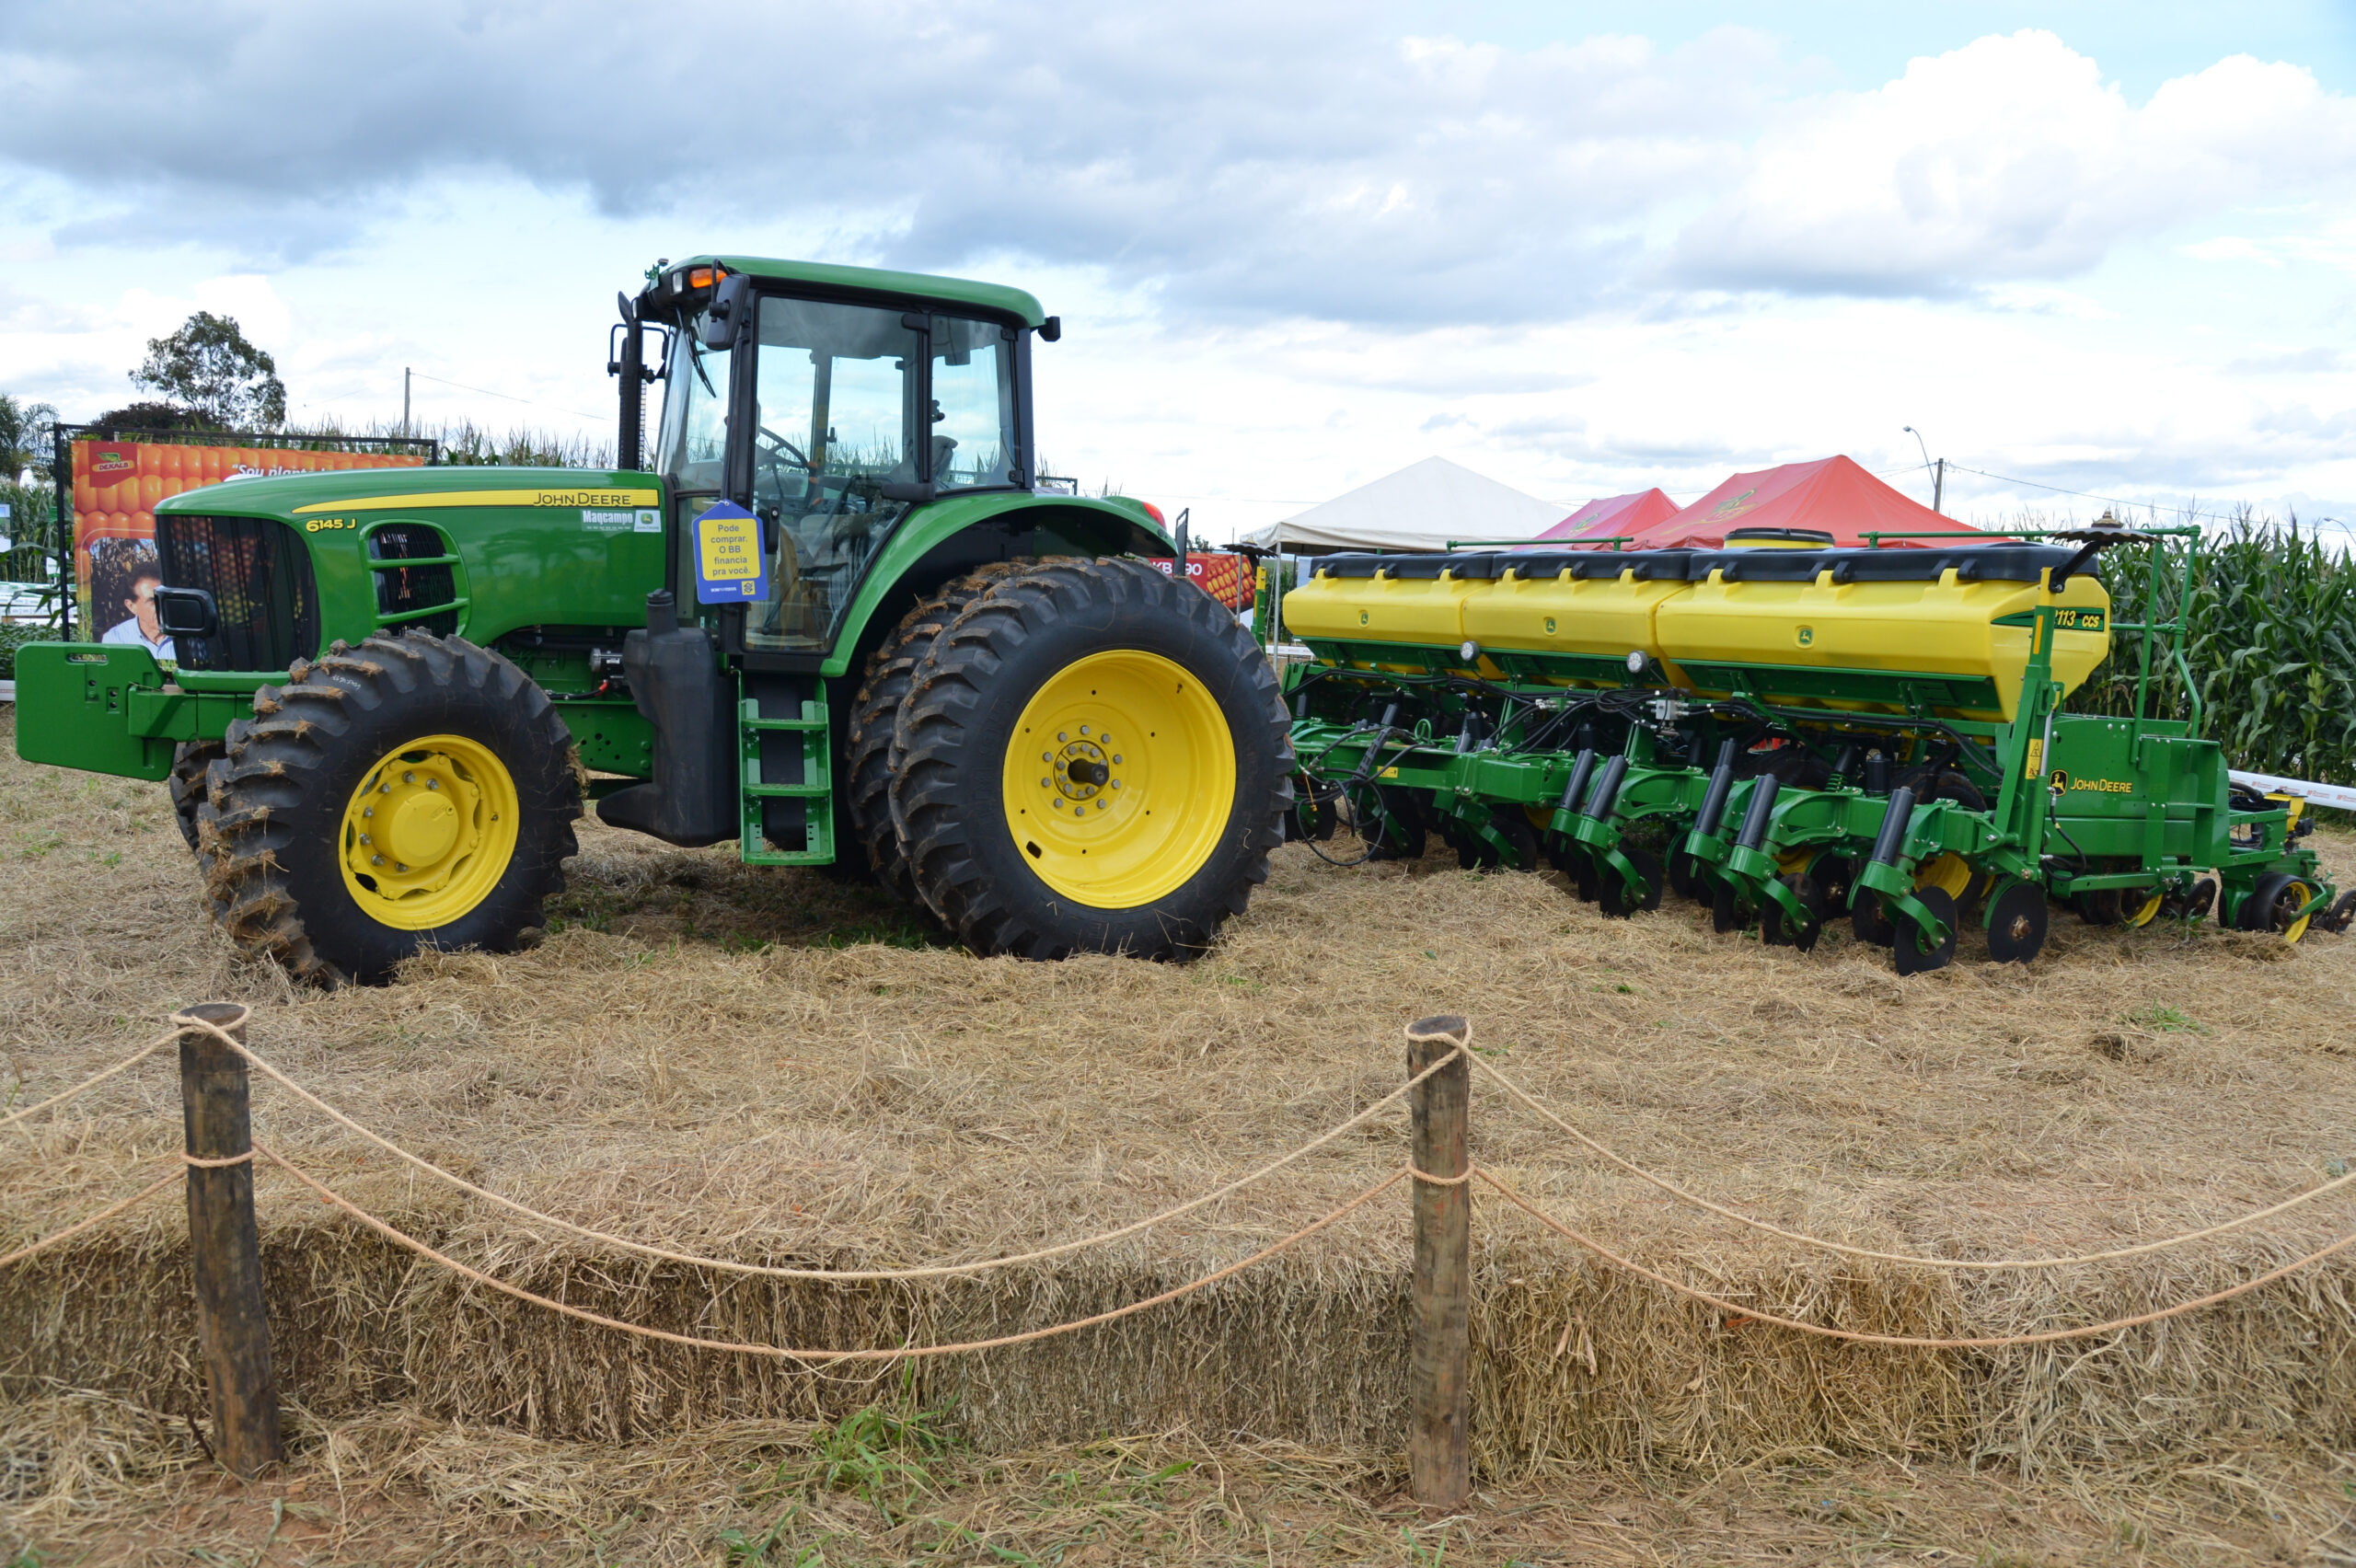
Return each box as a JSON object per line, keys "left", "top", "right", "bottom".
{"left": 691, "top": 501, "right": 769, "bottom": 605}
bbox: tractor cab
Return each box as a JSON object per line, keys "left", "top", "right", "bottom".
{"left": 623, "top": 258, "right": 1051, "bottom": 657}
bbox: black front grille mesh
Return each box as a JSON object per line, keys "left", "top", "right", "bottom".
{"left": 154, "top": 514, "right": 319, "bottom": 672}
{"left": 367, "top": 525, "right": 459, "bottom": 635}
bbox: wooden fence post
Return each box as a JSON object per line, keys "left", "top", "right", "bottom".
{"left": 176, "top": 1002, "right": 281, "bottom": 1478}
{"left": 1406, "top": 1013, "right": 1472, "bottom": 1510}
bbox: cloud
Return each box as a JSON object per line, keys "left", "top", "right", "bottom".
{"left": 0, "top": 2, "right": 1796, "bottom": 325}
{"left": 1670, "top": 31, "right": 2356, "bottom": 297}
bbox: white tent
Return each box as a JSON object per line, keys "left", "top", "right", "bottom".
{"left": 1238, "top": 456, "right": 1567, "bottom": 553}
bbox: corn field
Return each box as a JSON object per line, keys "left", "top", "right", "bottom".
{"left": 2072, "top": 515, "right": 2356, "bottom": 784}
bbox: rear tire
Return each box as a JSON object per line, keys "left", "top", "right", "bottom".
{"left": 204, "top": 633, "right": 581, "bottom": 985}
{"left": 891, "top": 558, "right": 1291, "bottom": 961}
{"left": 845, "top": 567, "right": 1017, "bottom": 903}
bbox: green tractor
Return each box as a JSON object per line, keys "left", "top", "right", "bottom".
{"left": 18, "top": 258, "right": 1293, "bottom": 982}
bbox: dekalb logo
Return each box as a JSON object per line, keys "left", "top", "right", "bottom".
{"left": 91, "top": 449, "right": 134, "bottom": 476}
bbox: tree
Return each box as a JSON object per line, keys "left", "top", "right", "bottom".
{"left": 0, "top": 393, "right": 57, "bottom": 485}
{"left": 131, "top": 311, "right": 287, "bottom": 430}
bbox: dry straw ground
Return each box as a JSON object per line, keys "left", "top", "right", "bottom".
{"left": 5, "top": 705, "right": 2356, "bottom": 1562}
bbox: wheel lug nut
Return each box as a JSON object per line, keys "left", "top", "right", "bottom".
{"left": 360, "top": 834, "right": 372, "bottom": 846}
{"left": 396, "top": 863, "right": 409, "bottom": 873}
{"left": 370, "top": 854, "right": 385, "bottom": 866}
{"left": 426, "top": 778, "right": 439, "bottom": 790}
{"left": 1040, "top": 777, "right": 1050, "bottom": 789}
{"left": 1057, "top": 732, "right": 1067, "bottom": 742}
{"left": 1080, "top": 724, "right": 1090, "bottom": 736}
{"left": 402, "top": 771, "right": 415, "bottom": 784}
{"left": 363, "top": 806, "right": 374, "bottom": 818}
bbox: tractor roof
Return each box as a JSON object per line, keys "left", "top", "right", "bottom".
{"left": 678, "top": 255, "right": 1047, "bottom": 329}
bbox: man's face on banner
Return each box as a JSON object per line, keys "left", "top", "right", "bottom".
{"left": 126, "top": 572, "right": 161, "bottom": 640}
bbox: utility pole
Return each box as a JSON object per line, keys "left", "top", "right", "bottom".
{"left": 403, "top": 368, "right": 411, "bottom": 436}
{"left": 1903, "top": 426, "right": 1941, "bottom": 514}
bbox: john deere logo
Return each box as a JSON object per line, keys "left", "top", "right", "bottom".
{"left": 1796, "top": 626, "right": 1815, "bottom": 647}
{"left": 1358, "top": 610, "right": 1369, "bottom": 625}
{"left": 1709, "top": 488, "right": 1758, "bottom": 521}
{"left": 1543, "top": 617, "right": 1556, "bottom": 633}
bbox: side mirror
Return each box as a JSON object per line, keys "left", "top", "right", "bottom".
{"left": 1038, "top": 316, "right": 1061, "bottom": 343}
{"left": 155, "top": 585, "right": 217, "bottom": 638}
{"left": 699, "top": 274, "right": 753, "bottom": 350}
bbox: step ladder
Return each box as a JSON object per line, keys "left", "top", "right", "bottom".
{"left": 738, "top": 694, "right": 833, "bottom": 866}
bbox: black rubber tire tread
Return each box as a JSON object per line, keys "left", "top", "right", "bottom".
{"left": 169, "top": 742, "right": 226, "bottom": 853}
{"left": 890, "top": 556, "right": 1291, "bottom": 960}
{"left": 845, "top": 566, "right": 1022, "bottom": 903}
{"left": 202, "top": 631, "right": 581, "bottom": 986}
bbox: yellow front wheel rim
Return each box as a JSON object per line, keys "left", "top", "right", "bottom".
{"left": 1000, "top": 651, "right": 1236, "bottom": 909}
{"left": 339, "top": 733, "right": 520, "bottom": 930}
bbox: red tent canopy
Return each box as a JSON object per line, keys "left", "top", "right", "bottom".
{"left": 1620, "top": 455, "right": 1967, "bottom": 549}
{"left": 1529, "top": 488, "right": 1681, "bottom": 545}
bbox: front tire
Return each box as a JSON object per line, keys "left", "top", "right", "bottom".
{"left": 891, "top": 558, "right": 1291, "bottom": 961}
{"left": 204, "top": 633, "right": 581, "bottom": 985}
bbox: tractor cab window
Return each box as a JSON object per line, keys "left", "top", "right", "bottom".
{"left": 656, "top": 327, "right": 731, "bottom": 495}
{"left": 744, "top": 297, "right": 922, "bottom": 650}
{"left": 928, "top": 315, "right": 1019, "bottom": 491}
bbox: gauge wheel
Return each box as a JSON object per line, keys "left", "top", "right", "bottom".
{"left": 1893, "top": 886, "right": 1959, "bottom": 976}
{"left": 202, "top": 633, "right": 581, "bottom": 985}
{"left": 1983, "top": 879, "right": 2049, "bottom": 963}
{"left": 2325, "top": 890, "right": 2356, "bottom": 935}
{"left": 2235, "top": 871, "right": 2317, "bottom": 943}
{"left": 847, "top": 567, "right": 1019, "bottom": 903}
{"left": 2121, "top": 888, "right": 2165, "bottom": 928}
{"left": 1894, "top": 767, "right": 1995, "bottom": 915}
{"left": 891, "top": 557, "right": 1291, "bottom": 961}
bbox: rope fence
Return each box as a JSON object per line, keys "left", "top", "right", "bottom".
{"left": 9, "top": 1001, "right": 2356, "bottom": 1495}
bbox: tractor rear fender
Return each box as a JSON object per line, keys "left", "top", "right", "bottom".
{"left": 820, "top": 493, "right": 1170, "bottom": 681}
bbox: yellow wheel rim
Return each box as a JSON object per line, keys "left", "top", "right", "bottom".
{"left": 2123, "top": 891, "right": 2165, "bottom": 928}
{"left": 1000, "top": 650, "right": 1236, "bottom": 910}
{"left": 1915, "top": 852, "right": 1973, "bottom": 900}
{"left": 338, "top": 733, "right": 520, "bottom": 930}
{"left": 2284, "top": 881, "right": 2316, "bottom": 945}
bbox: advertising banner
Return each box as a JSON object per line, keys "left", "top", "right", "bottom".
{"left": 1149, "top": 552, "right": 1254, "bottom": 611}
{"left": 71, "top": 438, "right": 426, "bottom": 653}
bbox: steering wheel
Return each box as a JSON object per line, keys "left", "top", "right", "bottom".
{"left": 752, "top": 425, "right": 814, "bottom": 507}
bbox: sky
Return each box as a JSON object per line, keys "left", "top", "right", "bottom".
{"left": 3, "top": 1, "right": 2354, "bottom": 542}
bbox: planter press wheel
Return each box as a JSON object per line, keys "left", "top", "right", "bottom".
{"left": 1759, "top": 871, "right": 1824, "bottom": 952}
{"left": 1893, "top": 886, "right": 1959, "bottom": 976}
{"left": 1596, "top": 846, "right": 1664, "bottom": 919}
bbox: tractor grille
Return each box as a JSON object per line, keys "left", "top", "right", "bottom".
{"left": 154, "top": 514, "right": 320, "bottom": 673}
{"left": 367, "top": 525, "right": 460, "bottom": 636}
